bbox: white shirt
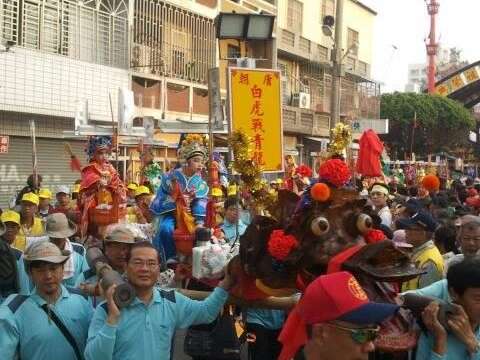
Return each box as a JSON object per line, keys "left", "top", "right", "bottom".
{"left": 377, "top": 206, "right": 392, "bottom": 228}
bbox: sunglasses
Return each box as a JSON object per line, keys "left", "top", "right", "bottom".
{"left": 326, "top": 323, "right": 380, "bottom": 344}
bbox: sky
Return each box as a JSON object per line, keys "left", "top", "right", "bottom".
{"left": 361, "top": 0, "right": 480, "bottom": 93}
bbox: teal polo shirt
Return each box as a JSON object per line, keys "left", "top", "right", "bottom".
{"left": 0, "top": 285, "right": 93, "bottom": 359}
{"left": 246, "top": 308, "right": 285, "bottom": 330}
{"left": 404, "top": 280, "right": 480, "bottom": 360}
{"left": 18, "top": 242, "right": 90, "bottom": 292}
{"left": 85, "top": 287, "right": 229, "bottom": 360}
{"left": 221, "top": 219, "right": 247, "bottom": 244}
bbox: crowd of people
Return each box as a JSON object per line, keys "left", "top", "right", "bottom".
{"left": 1, "top": 132, "right": 480, "bottom": 360}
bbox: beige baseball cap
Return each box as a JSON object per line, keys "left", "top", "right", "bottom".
{"left": 24, "top": 241, "right": 70, "bottom": 264}
{"left": 104, "top": 224, "right": 138, "bottom": 244}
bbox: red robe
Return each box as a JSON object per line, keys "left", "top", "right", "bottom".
{"left": 356, "top": 129, "right": 384, "bottom": 177}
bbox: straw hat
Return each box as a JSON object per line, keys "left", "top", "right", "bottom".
{"left": 45, "top": 213, "right": 77, "bottom": 238}
{"left": 24, "top": 241, "right": 70, "bottom": 264}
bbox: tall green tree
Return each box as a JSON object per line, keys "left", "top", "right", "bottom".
{"left": 380, "top": 92, "right": 475, "bottom": 159}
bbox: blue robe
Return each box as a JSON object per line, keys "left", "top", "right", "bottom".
{"left": 150, "top": 168, "right": 208, "bottom": 260}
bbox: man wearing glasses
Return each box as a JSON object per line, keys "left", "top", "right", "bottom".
{"left": 278, "top": 271, "right": 399, "bottom": 360}
{"left": 85, "top": 241, "right": 236, "bottom": 360}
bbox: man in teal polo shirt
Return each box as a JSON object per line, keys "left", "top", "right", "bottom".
{"left": 85, "top": 241, "right": 235, "bottom": 360}
{"left": 403, "top": 257, "right": 480, "bottom": 359}
{"left": 0, "top": 241, "right": 93, "bottom": 359}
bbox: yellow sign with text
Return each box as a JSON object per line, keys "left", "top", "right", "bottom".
{"left": 229, "top": 68, "right": 283, "bottom": 172}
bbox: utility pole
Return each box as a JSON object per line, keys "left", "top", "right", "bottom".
{"left": 330, "top": 0, "right": 345, "bottom": 129}
{"left": 426, "top": 0, "right": 439, "bottom": 94}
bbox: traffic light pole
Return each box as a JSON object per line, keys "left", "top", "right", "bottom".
{"left": 330, "top": 0, "right": 344, "bottom": 130}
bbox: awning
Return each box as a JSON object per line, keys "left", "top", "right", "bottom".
{"left": 305, "top": 136, "right": 329, "bottom": 143}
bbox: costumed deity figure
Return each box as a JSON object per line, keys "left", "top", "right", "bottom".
{"left": 78, "top": 136, "right": 127, "bottom": 239}
{"left": 150, "top": 134, "right": 209, "bottom": 261}
{"left": 140, "top": 147, "right": 163, "bottom": 193}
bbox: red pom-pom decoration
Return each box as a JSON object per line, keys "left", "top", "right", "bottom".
{"left": 421, "top": 174, "right": 440, "bottom": 192}
{"left": 365, "top": 229, "right": 386, "bottom": 244}
{"left": 310, "top": 183, "right": 331, "bottom": 202}
{"left": 319, "top": 159, "right": 351, "bottom": 188}
{"left": 267, "top": 230, "right": 299, "bottom": 261}
{"left": 296, "top": 164, "right": 313, "bottom": 178}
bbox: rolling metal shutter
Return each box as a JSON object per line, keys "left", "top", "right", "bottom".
{"left": 0, "top": 137, "right": 85, "bottom": 209}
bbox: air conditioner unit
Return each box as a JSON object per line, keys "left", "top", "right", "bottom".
{"left": 236, "top": 57, "right": 256, "bottom": 68}
{"left": 291, "top": 92, "right": 311, "bottom": 109}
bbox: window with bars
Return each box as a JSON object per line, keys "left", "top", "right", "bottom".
{"left": 358, "top": 61, "right": 368, "bottom": 76}
{"left": 132, "top": 0, "right": 216, "bottom": 84}
{"left": 347, "top": 28, "right": 359, "bottom": 56}
{"left": 0, "top": 0, "right": 128, "bottom": 68}
{"left": 287, "top": 0, "right": 302, "bottom": 34}
{"left": 321, "top": 0, "right": 335, "bottom": 20}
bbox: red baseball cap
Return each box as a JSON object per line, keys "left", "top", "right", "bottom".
{"left": 278, "top": 271, "right": 398, "bottom": 360}
{"left": 299, "top": 271, "right": 399, "bottom": 325}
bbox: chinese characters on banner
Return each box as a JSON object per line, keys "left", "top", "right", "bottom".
{"left": 229, "top": 68, "right": 283, "bottom": 171}
{"left": 0, "top": 135, "right": 9, "bottom": 154}
{"left": 434, "top": 65, "right": 480, "bottom": 97}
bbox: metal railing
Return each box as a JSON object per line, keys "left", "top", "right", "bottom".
{"left": 131, "top": 0, "right": 216, "bottom": 85}
{"left": 0, "top": 0, "right": 128, "bottom": 68}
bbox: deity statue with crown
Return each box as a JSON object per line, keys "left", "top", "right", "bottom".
{"left": 150, "top": 134, "right": 209, "bottom": 262}
{"left": 78, "top": 136, "right": 127, "bottom": 239}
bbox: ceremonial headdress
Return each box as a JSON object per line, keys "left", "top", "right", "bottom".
{"left": 178, "top": 134, "right": 207, "bottom": 162}
{"left": 86, "top": 136, "right": 113, "bottom": 160}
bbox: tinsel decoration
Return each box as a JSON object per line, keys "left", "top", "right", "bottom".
{"left": 228, "top": 130, "right": 275, "bottom": 208}
{"left": 228, "top": 130, "right": 263, "bottom": 192}
{"left": 328, "top": 123, "right": 352, "bottom": 156}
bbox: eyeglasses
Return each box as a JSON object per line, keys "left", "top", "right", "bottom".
{"left": 326, "top": 323, "right": 380, "bottom": 344}
{"left": 129, "top": 260, "right": 159, "bottom": 269}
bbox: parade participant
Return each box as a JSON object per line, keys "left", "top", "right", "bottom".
{"left": 76, "top": 224, "right": 137, "bottom": 307}
{"left": 38, "top": 188, "right": 54, "bottom": 219}
{"left": 84, "top": 241, "right": 235, "bottom": 360}
{"left": 126, "top": 183, "right": 138, "bottom": 207}
{"left": 150, "top": 134, "right": 209, "bottom": 261}
{"left": 15, "top": 174, "right": 43, "bottom": 205}
{"left": 75, "top": 224, "right": 137, "bottom": 307}
{"left": 17, "top": 213, "right": 90, "bottom": 293}
{"left": 278, "top": 271, "right": 399, "bottom": 360}
{"left": 444, "top": 215, "right": 480, "bottom": 271}
{"left": 78, "top": 136, "right": 127, "bottom": 239}
{"left": 53, "top": 185, "right": 72, "bottom": 214}
{"left": 0, "top": 210, "right": 29, "bottom": 301}
{"left": 369, "top": 183, "right": 392, "bottom": 228}
{"left": 398, "top": 211, "right": 444, "bottom": 291}
{"left": 71, "top": 181, "right": 81, "bottom": 205}
{"left": 221, "top": 197, "right": 247, "bottom": 244}
{"left": 404, "top": 258, "right": 480, "bottom": 360}
{"left": 46, "top": 213, "right": 89, "bottom": 287}
{"left": 127, "top": 185, "right": 153, "bottom": 224}
{"left": 0, "top": 241, "right": 93, "bottom": 359}
{"left": 13, "top": 192, "right": 45, "bottom": 251}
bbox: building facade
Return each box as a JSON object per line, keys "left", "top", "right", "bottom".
{"left": 0, "top": 0, "right": 379, "bottom": 206}
{"left": 275, "top": 0, "right": 380, "bottom": 166}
